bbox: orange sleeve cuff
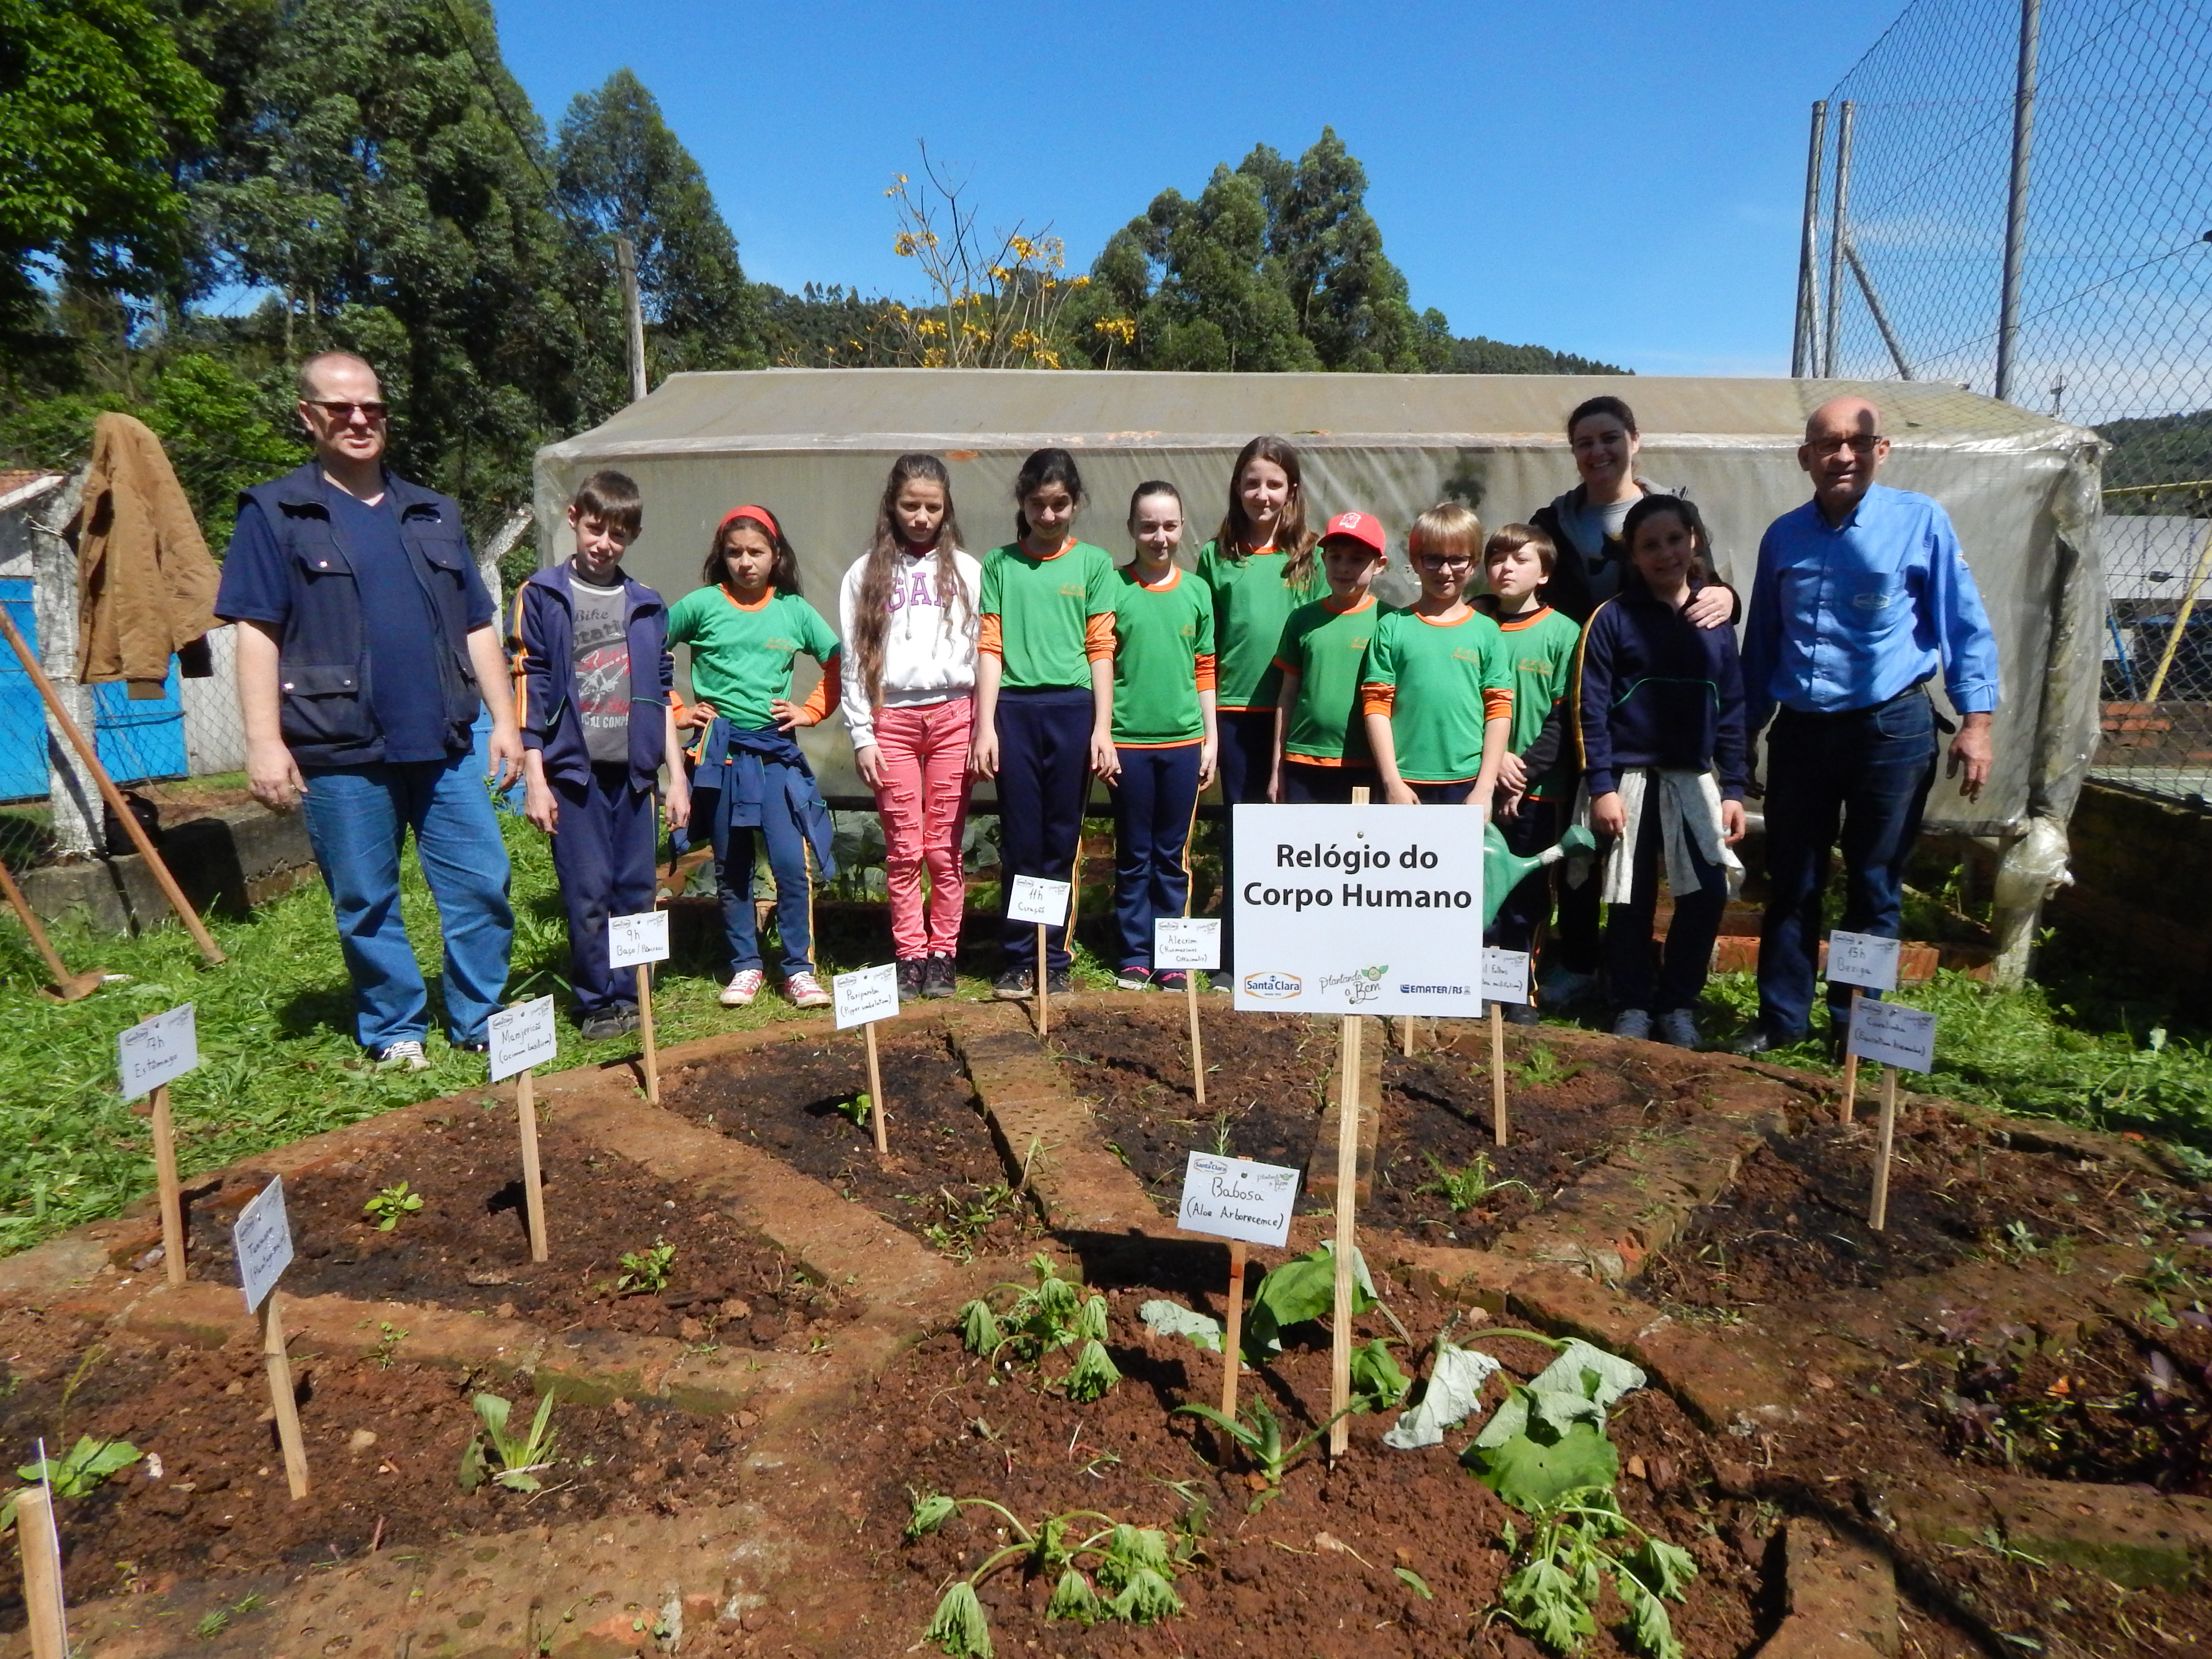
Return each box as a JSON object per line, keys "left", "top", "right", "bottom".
{"left": 979, "top": 614, "right": 1003, "bottom": 659}
{"left": 1483, "top": 689, "right": 1514, "bottom": 722}
{"left": 1361, "top": 684, "right": 1396, "bottom": 717}
{"left": 799, "top": 653, "right": 842, "bottom": 723}
{"left": 1194, "top": 652, "right": 1216, "bottom": 693}
{"left": 1084, "top": 612, "right": 1116, "bottom": 661}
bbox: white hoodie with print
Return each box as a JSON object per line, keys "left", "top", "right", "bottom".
{"left": 837, "top": 545, "right": 984, "bottom": 750}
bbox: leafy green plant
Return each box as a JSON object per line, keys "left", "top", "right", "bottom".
{"left": 361, "top": 1181, "right": 423, "bottom": 1231}
{"left": 1349, "top": 1337, "right": 1412, "bottom": 1413}
{"left": 921, "top": 1182, "right": 1026, "bottom": 1262}
{"left": 835, "top": 1092, "right": 873, "bottom": 1128}
{"left": 957, "top": 1254, "right": 1120, "bottom": 1401}
{"left": 906, "top": 1493, "right": 1189, "bottom": 1656}
{"left": 1417, "top": 1151, "right": 1534, "bottom": 1211}
{"left": 1, "top": 1435, "right": 141, "bottom": 1529}
{"left": 1172, "top": 1396, "right": 1351, "bottom": 1510}
{"left": 1516, "top": 1045, "right": 1582, "bottom": 1090}
{"left": 373, "top": 1321, "right": 408, "bottom": 1368}
{"left": 615, "top": 1240, "right": 675, "bottom": 1295}
{"left": 457, "top": 1392, "right": 559, "bottom": 1493}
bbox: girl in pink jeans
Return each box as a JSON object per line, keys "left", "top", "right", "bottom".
{"left": 839, "top": 454, "right": 982, "bottom": 1001}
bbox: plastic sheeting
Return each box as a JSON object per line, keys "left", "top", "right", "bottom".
{"left": 533, "top": 368, "right": 2106, "bottom": 839}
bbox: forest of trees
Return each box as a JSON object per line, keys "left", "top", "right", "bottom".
{"left": 0, "top": 0, "right": 1622, "bottom": 549}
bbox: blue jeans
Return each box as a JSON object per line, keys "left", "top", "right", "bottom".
{"left": 697, "top": 788, "right": 816, "bottom": 979}
{"left": 1756, "top": 689, "right": 1939, "bottom": 1037}
{"left": 1110, "top": 743, "right": 1202, "bottom": 969}
{"left": 551, "top": 764, "right": 657, "bottom": 1016}
{"left": 995, "top": 688, "right": 1094, "bottom": 972}
{"left": 301, "top": 753, "right": 515, "bottom": 1050}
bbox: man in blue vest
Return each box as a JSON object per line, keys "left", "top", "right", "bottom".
{"left": 217, "top": 352, "right": 523, "bottom": 1070}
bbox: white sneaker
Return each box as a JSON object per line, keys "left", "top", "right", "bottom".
{"left": 719, "top": 969, "right": 766, "bottom": 1008}
{"left": 784, "top": 970, "right": 831, "bottom": 1010}
{"left": 374, "top": 1039, "right": 430, "bottom": 1072}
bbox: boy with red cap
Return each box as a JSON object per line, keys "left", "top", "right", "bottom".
{"left": 1268, "top": 511, "right": 1393, "bottom": 805}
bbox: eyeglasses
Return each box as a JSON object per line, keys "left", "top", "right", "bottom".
{"left": 1415, "top": 553, "right": 1475, "bottom": 570}
{"left": 305, "top": 399, "right": 389, "bottom": 423}
{"left": 1809, "top": 435, "right": 1885, "bottom": 458}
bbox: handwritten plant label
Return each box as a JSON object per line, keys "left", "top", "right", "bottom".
{"left": 1828, "top": 929, "right": 1902, "bottom": 992}
{"left": 488, "top": 995, "right": 559, "bottom": 1082}
{"left": 833, "top": 963, "right": 901, "bottom": 1030}
{"left": 607, "top": 910, "right": 671, "bottom": 970}
{"left": 1176, "top": 1152, "right": 1300, "bottom": 1249}
{"left": 1007, "top": 874, "right": 1072, "bottom": 927}
{"left": 119, "top": 1004, "right": 198, "bottom": 1102}
{"left": 232, "top": 1177, "right": 293, "bottom": 1312}
{"left": 1154, "top": 917, "right": 1222, "bottom": 971}
{"left": 1481, "top": 948, "right": 1532, "bottom": 1006}
{"left": 1847, "top": 996, "right": 1937, "bottom": 1073}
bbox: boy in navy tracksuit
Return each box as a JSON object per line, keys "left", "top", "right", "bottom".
{"left": 512, "top": 470, "right": 691, "bottom": 1039}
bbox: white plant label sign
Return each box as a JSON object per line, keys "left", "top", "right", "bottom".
{"left": 1153, "top": 917, "right": 1222, "bottom": 971}
{"left": 1482, "top": 948, "right": 1532, "bottom": 1006}
{"left": 1176, "top": 1152, "right": 1300, "bottom": 1248}
{"left": 607, "top": 910, "right": 671, "bottom": 970}
{"left": 1229, "top": 804, "right": 1485, "bottom": 1016}
{"left": 1848, "top": 996, "right": 1937, "bottom": 1073}
{"left": 833, "top": 963, "right": 901, "bottom": 1030}
{"left": 1007, "top": 875, "right": 1072, "bottom": 927}
{"left": 1828, "top": 930, "right": 1902, "bottom": 992}
{"left": 488, "top": 995, "right": 559, "bottom": 1082}
{"left": 232, "top": 1176, "right": 293, "bottom": 1312}
{"left": 119, "top": 1004, "right": 198, "bottom": 1102}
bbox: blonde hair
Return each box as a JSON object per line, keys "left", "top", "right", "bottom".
{"left": 1484, "top": 522, "right": 1556, "bottom": 576}
{"left": 1408, "top": 502, "right": 1483, "bottom": 559}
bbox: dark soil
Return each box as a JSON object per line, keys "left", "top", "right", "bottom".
{"left": 0, "top": 1322, "right": 756, "bottom": 1626}
{"left": 821, "top": 1235, "right": 1775, "bottom": 1658}
{"left": 184, "top": 1101, "right": 851, "bottom": 1349}
{"left": 1636, "top": 1107, "right": 2197, "bottom": 1306}
{"left": 661, "top": 1024, "right": 1037, "bottom": 1257}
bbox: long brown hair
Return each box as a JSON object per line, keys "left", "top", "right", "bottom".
{"left": 852, "top": 454, "right": 969, "bottom": 710}
{"left": 1215, "top": 435, "right": 1320, "bottom": 585}
{"left": 703, "top": 506, "right": 802, "bottom": 595}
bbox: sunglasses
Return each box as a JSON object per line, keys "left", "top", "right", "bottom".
{"left": 306, "top": 399, "right": 389, "bottom": 423}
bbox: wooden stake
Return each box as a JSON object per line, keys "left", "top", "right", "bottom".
{"left": 1187, "top": 972, "right": 1206, "bottom": 1106}
{"left": 1868, "top": 1066, "right": 1899, "bottom": 1231}
{"left": 0, "top": 604, "right": 225, "bottom": 965}
{"left": 0, "top": 849, "right": 102, "bottom": 1000}
{"left": 1491, "top": 1001, "right": 1509, "bottom": 1147}
{"left": 261, "top": 1294, "right": 310, "bottom": 1499}
{"left": 1218, "top": 1239, "right": 1246, "bottom": 1453}
{"left": 16, "top": 1480, "right": 66, "bottom": 1659}
{"left": 1331, "top": 782, "right": 1371, "bottom": 1460}
{"left": 1838, "top": 986, "right": 1862, "bottom": 1123}
{"left": 516, "top": 1067, "right": 549, "bottom": 1263}
{"left": 636, "top": 964, "right": 660, "bottom": 1106}
{"left": 1401, "top": 1015, "right": 1415, "bottom": 1058}
{"left": 1034, "top": 921, "right": 1049, "bottom": 1037}
{"left": 148, "top": 1082, "right": 185, "bottom": 1286}
{"left": 865, "top": 1020, "right": 889, "bottom": 1154}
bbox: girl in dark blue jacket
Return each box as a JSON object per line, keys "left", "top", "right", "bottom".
{"left": 511, "top": 471, "right": 691, "bottom": 1038}
{"left": 1572, "top": 494, "right": 1747, "bottom": 1048}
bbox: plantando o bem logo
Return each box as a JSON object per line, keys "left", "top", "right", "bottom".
{"left": 1318, "top": 965, "right": 1389, "bottom": 1005}
{"left": 1241, "top": 971, "right": 1301, "bottom": 998}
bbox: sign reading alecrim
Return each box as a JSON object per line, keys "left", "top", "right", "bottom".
{"left": 1230, "top": 803, "right": 1486, "bottom": 1017}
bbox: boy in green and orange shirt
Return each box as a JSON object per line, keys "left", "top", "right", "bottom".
{"left": 1270, "top": 511, "right": 1392, "bottom": 804}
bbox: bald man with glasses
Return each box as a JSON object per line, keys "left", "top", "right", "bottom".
{"left": 1733, "top": 396, "right": 1999, "bottom": 1056}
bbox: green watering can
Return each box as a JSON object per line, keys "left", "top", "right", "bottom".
{"left": 1483, "top": 821, "right": 1598, "bottom": 928}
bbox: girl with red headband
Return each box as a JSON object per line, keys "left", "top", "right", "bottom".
{"left": 668, "top": 505, "right": 841, "bottom": 1010}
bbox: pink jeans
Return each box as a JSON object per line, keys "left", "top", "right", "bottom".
{"left": 870, "top": 697, "right": 974, "bottom": 958}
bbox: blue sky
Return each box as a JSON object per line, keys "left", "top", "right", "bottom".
{"left": 493, "top": 1, "right": 1880, "bottom": 377}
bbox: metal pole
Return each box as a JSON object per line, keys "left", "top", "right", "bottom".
{"left": 1995, "top": 0, "right": 2041, "bottom": 403}
{"left": 1823, "top": 100, "right": 1855, "bottom": 378}
{"left": 1794, "top": 100, "right": 1829, "bottom": 377}
{"left": 615, "top": 236, "right": 648, "bottom": 404}
{"left": 1845, "top": 240, "right": 1914, "bottom": 379}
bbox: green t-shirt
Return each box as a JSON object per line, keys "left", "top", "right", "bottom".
{"left": 1275, "top": 593, "right": 1388, "bottom": 763}
{"left": 1111, "top": 564, "right": 1214, "bottom": 745}
{"left": 979, "top": 540, "right": 1117, "bottom": 690}
{"left": 1197, "top": 540, "right": 1323, "bottom": 711}
{"left": 665, "top": 585, "right": 840, "bottom": 728}
{"left": 1495, "top": 603, "right": 1582, "bottom": 798}
{"left": 1362, "top": 607, "right": 1515, "bottom": 783}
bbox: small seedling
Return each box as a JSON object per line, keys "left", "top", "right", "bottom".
{"left": 835, "top": 1092, "right": 872, "bottom": 1128}
{"left": 1172, "top": 1396, "right": 1351, "bottom": 1510}
{"left": 2, "top": 1434, "right": 141, "bottom": 1529}
{"left": 373, "top": 1321, "right": 408, "bottom": 1368}
{"left": 958, "top": 1254, "right": 1121, "bottom": 1401}
{"left": 1516, "top": 1045, "right": 1581, "bottom": 1090}
{"left": 457, "top": 1391, "right": 560, "bottom": 1493}
{"left": 1495, "top": 1492, "right": 1697, "bottom": 1658}
{"left": 616, "top": 1240, "right": 675, "bottom": 1295}
{"left": 362, "top": 1181, "right": 424, "bottom": 1231}
{"left": 1417, "top": 1151, "right": 1535, "bottom": 1212}
{"left": 921, "top": 1182, "right": 1025, "bottom": 1262}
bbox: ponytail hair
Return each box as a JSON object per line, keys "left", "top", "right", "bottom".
{"left": 1216, "top": 434, "right": 1319, "bottom": 585}
{"left": 854, "top": 454, "right": 969, "bottom": 711}
{"left": 1012, "top": 447, "right": 1084, "bottom": 540}
{"left": 705, "top": 505, "right": 802, "bottom": 597}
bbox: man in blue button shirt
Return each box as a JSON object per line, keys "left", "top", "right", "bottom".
{"left": 1734, "top": 395, "right": 1999, "bottom": 1055}
{"left": 216, "top": 352, "right": 524, "bottom": 1070}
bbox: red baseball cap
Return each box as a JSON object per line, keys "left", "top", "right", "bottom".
{"left": 1319, "top": 510, "right": 1387, "bottom": 557}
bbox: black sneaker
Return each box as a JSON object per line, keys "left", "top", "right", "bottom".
{"left": 1611, "top": 1008, "right": 1653, "bottom": 1041}
{"left": 1045, "top": 967, "right": 1073, "bottom": 996}
{"left": 1152, "top": 969, "right": 1189, "bottom": 993}
{"left": 1503, "top": 1001, "right": 1540, "bottom": 1026}
{"left": 896, "top": 959, "right": 926, "bottom": 1002}
{"left": 992, "top": 964, "right": 1035, "bottom": 1000}
{"left": 922, "top": 954, "right": 958, "bottom": 998}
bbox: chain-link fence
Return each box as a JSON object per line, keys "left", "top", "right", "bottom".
{"left": 1800, "top": 0, "right": 2212, "bottom": 800}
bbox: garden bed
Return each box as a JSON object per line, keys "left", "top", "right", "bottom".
{"left": 185, "top": 1098, "right": 849, "bottom": 1349}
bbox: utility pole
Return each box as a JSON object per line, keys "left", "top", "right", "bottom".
{"left": 1823, "top": 101, "right": 1856, "bottom": 378}
{"left": 615, "top": 236, "right": 648, "bottom": 404}
{"left": 1995, "top": 0, "right": 2041, "bottom": 403}
{"left": 1793, "top": 101, "right": 1829, "bottom": 377}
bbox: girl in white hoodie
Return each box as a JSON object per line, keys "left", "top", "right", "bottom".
{"left": 840, "top": 454, "right": 983, "bottom": 1000}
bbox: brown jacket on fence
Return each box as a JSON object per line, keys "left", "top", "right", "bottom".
{"left": 69, "top": 412, "right": 220, "bottom": 699}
